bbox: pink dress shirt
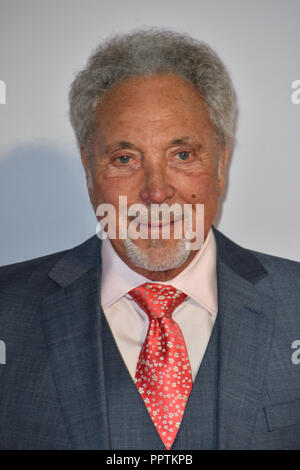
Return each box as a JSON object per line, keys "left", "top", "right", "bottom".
{"left": 101, "top": 228, "right": 218, "bottom": 381}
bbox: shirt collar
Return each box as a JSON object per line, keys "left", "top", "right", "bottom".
{"left": 101, "top": 227, "right": 217, "bottom": 316}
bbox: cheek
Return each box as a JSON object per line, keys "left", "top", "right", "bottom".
{"left": 91, "top": 175, "right": 141, "bottom": 208}
{"left": 178, "top": 173, "right": 219, "bottom": 204}
{"left": 93, "top": 182, "right": 120, "bottom": 206}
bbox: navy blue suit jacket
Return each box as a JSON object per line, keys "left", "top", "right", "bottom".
{"left": 0, "top": 226, "right": 300, "bottom": 449}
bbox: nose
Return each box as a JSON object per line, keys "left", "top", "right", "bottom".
{"left": 139, "top": 164, "right": 176, "bottom": 204}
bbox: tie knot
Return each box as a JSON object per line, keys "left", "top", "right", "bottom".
{"left": 129, "top": 283, "right": 187, "bottom": 320}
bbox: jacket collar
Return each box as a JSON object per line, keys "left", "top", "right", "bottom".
{"left": 48, "top": 226, "right": 269, "bottom": 288}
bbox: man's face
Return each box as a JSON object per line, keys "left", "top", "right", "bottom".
{"left": 81, "top": 74, "right": 229, "bottom": 280}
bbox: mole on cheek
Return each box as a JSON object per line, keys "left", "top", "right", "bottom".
{"left": 191, "top": 194, "right": 196, "bottom": 198}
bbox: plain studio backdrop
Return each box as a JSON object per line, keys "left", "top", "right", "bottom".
{"left": 0, "top": 0, "right": 299, "bottom": 265}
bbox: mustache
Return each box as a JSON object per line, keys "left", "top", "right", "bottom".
{"left": 124, "top": 204, "right": 190, "bottom": 225}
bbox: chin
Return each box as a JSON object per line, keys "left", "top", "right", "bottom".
{"left": 123, "top": 238, "right": 190, "bottom": 272}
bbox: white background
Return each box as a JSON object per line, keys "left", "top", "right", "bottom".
{"left": 0, "top": 0, "right": 299, "bottom": 265}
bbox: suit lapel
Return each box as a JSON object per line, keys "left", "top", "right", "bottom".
{"left": 213, "top": 227, "right": 276, "bottom": 449}
{"left": 41, "top": 236, "right": 110, "bottom": 449}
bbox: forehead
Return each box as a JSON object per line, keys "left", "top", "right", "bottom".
{"left": 93, "top": 74, "right": 216, "bottom": 146}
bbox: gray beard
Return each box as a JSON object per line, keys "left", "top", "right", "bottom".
{"left": 123, "top": 238, "right": 190, "bottom": 272}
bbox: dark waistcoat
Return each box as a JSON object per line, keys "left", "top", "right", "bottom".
{"left": 102, "top": 311, "right": 220, "bottom": 450}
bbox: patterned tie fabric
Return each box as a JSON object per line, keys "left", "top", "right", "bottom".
{"left": 129, "top": 283, "right": 193, "bottom": 449}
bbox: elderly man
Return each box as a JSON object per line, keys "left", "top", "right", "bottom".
{"left": 0, "top": 29, "right": 299, "bottom": 450}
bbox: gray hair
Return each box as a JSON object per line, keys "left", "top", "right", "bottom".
{"left": 69, "top": 28, "right": 238, "bottom": 156}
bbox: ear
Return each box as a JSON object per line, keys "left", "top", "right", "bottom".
{"left": 80, "top": 146, "right": 98, "bottom": 212}
{"left": 80, "top": 146, "right": 93, "bottom": 187}
{"left": 80, "top": 146, "right": 89, "bottom": 174}
{"left": 218, "top": 145, "right": 230, "bottom": 196}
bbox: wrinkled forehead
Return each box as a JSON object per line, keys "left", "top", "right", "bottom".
{"left": 96, "top": 73, "right": 207, "bottom": 115}
{"left": 92, "top": 74, "right": 218, "bottom": 149}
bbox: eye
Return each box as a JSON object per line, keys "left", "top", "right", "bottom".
{"left": 116, "top": 155, "right": 132, "bottom": 164}
{"left": 174, "top": 151, "right": 191, "bottom": 161}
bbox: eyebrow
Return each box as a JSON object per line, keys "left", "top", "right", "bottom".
{"left": 105, "top": 141, "right": 140, "bottom": 154}
{"left": 169, "top": 137, "right": 199, "bottom": 146}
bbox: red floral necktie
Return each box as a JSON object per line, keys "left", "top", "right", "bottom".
{"left": 129, "top": 283, "right": 193, "bottom": 449}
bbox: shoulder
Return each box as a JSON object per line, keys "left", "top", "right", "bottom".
{"left": 0, "top": 235, "right": 99, "bottom": 315}
{"left": 0, "top": 250, "right": 66, "bottom": 342}
{"left": 0, "top": 249, "right": 69, "bottom": 299}
{"left": 212, "top": 226, "right": 300, "bottom": 289}
{"left": 248, "top": 248, "right": 300, "bottom": 280}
